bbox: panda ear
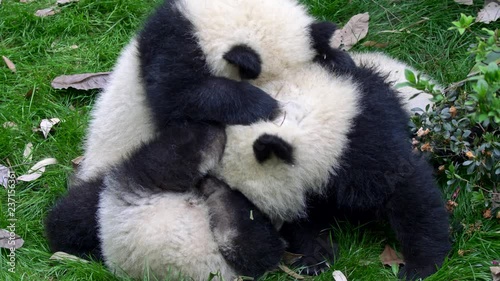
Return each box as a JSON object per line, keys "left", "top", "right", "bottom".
{"left": 309, "top": 21, "right": 338, "bottom": 53}
{"left": 223, "top": 44, "right": 262, "bottom": 80}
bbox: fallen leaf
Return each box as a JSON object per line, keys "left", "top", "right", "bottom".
{"left": 50, "top": 251, "right": 89, "bottom": 263}
{"left": 71, "top": 156, "right": 84, "bottom": 169}
{"left": 331, "top": 12, "right": 370, "bottom": 51}
{"left": 454, "top": 0, "right": 473, "bottom": 5}
{"left": 332, "top": 270, "right": 348, "bottom": 281}
{"left": 476, "top": 2, "right": 500, "bottom": 24}
{"left": 35, "top": 7, "right": 59, "bottom": 17}
{"left": 23, "top": 143, "right": 33, "bottom": 162}
{"left": 1, "top": 165, "right": 11, "bottom": 189}
{"left": 51, "top": 72, "right": 111, "bottom": 90}
{"left": 282, "top": 251, "right": 304, "bottom": 265}
{"left": 2, "top": 121, "right": 17, "bottom": 128}
{"left": 278, "top": 264, "right": 306, "bottom": 280}
{"left": 491, "top": 267, "right": 500, "bottom": 281}
{"left": 39, "top": 118, "right": 61, "bottom": 138}
{"left": 0, "top": 229, "right": 24, "bottom": 249}
{"left": 446, "top": 200, "right": 458, "bottom": 213}
{"left": 56, "top": 0, "right": 79, "bottom": 4}
{"left": 17, "top": 158, "right": 58, "bottom": 182}
{"left": 420, "top": 143, "right": 432, "bottom": 152}
{"left": 362, "top": 41, "right": 388, "bottom": 48}
{"left": 380, "top": 245, "right": 405, "bottom": 266}
{"left": 465, "top": 151, "right": 475, "bottom": 159}
{"left": 2, "top": 56, "right": 16, "bottom": 73}
{"left": 416, "top": 127, "right": 431, "bottom": 137}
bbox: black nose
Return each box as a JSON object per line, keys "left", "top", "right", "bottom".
{"left": 223, "top": 44, "right": 262, "bottom": 80}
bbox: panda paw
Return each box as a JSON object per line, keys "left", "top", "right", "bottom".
{"left": 238, "top": 82, "right": 281, "bottom": 124}
{"left": 253, "top": 134, "right": 294, "bottom": 164}
{"left": 198, "top": 176, "right": 228, "bottom": 199}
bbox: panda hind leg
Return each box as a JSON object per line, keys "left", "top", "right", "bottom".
{"left": 253, "top": 134, "right": 294, "bottom": 164}
{"left": 199, "top": 176, "right": 286, "bottom": 278}
{"left": 385, "top": 158, "right": 451, "bottom": 280}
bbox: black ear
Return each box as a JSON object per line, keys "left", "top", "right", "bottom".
{"left": 223, "top": 44, "right": 262, "bottom": 80}
{"left": 310, "top": 21, "right": 356, "bottom": 71}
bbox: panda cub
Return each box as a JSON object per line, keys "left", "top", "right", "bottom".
{"left": 47, "top": 122, "right": 285, "bottom": 280}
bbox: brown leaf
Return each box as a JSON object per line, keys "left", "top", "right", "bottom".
{"left": 446, "top": 200, "right": 458, "bottom": 213}
{"left": 362, "top": 41, "right": 388, "bottom": 48}
{"left": 35, "top": 7, "right": 59, "bottom": 17}
{"left": 380, "top": 245, "right": 405, "bottom": 266}
{"left": 331, "top": 12, "right": 370, "bottom": 51}
{"left": 416, "top": 127, "right": 431, "bottom": 137}
{"left": 17, "top": 158, "right": 58, "bottom": 182}
{"left": 491, "top": 267, "right": 500, "bottom": 281}
{"left": 50, "top": 251, "right": 89, "bottom": 263}
{"left": 449, "top": 106, "right": 457, "bottom": 118}
{"left": 0, "top": 229, "right": 24, "bottom": 249}
{"left": 71, "top": 156, "right": 84, "bottom": 169}
{"left": 282, "top": 251, "right": 303, "bottom": 265}
{"left": 476, "top": 2, "right": 500, "bottom": 24}
{"left": 332, "top": 270, "right": 348, "bottom": 281}
{"left": 454, "top": 0, "right": 473, "bottom": 5}
{"left": 420, "top": 143, "right": 432, "bottom": 152}
{"left": 51, "top": 72, "right": 111, "bottom": 90}
{"left": 39, "top": 118, "right": 60, "bottom": 139}
{"left": 465, "top": 151, "right": 475, "bottom": 159}
{"left": 1, "top": 165, "right": 11, "bottom": 189}
{"left": 2, "top": 56, "right": 16, "bottom": 73}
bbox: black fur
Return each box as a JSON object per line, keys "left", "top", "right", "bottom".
{"left": 253, "top": 134, "right": 294, "bottom": 164}
{"left": 309, "top": 21, "right": 356, "bottom": 71}
{"left": 199, "top": 176, "right": 285, "bottom": 277}
{"left": 278, "top": 60, "right": 451, "bottom": 280}
{"left": 138, "top": 2, "right": 279, "bottom": 128}
{"left": 45, "top": 178, "right": 103, "bottom": 261}
{"left": 223, "top": 44, "right": 262, "bottom": 80}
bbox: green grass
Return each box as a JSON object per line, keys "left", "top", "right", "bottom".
{"left": 1, "top": 0, "right": 499, "bottom": 280}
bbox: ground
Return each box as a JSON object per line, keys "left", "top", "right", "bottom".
{"left": 0, "top": 0, "right": 499, "bottom": 280}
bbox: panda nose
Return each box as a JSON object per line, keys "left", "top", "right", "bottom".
{"left": 223, "top": 44, "right": 262, "bottom": 80}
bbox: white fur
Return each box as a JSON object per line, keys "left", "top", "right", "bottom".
{"left": 216, "top": 64, "right": 360, "bottom": 222}
{"left": 77, "top": 39, "right": 156, "bottom": 181}
{"left": 350, "top": 52, "right": 436, "bottom": 113}
{"left": 99, "top": 176, "right": 235, "bottom": 281}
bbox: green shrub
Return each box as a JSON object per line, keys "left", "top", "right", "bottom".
{"left": 405, "top": 15, "right": 499, "bottom": 214}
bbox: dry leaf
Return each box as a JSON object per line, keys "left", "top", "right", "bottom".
{"left": 50, "top": 251, "right": 89, "bottom": 263}
{"left": 331, "top": 12, "right": 370, "bottom": 51}
{"left": 1, "top": 165, "right": 11, "bottom": 189}
{"left": 380, "top": 245, "right": 405, "bottom": 266}
{"left": 17, "top": 158, "right": 58, "bottom": 182}
{"left": 446, "top": 200, "right": 458, "bottom": 213}
{"left": 282, "top": 251, "right": 304, "bottom": 265}
{"left": 35, "top": 7, "right": 59, "bottom": 17}
{"left": 362, "top": 41, "right": 388, "bottom": 48}
{"left": 483, "top": 209, "right": 492, "bottom": 219}
{"left": 39, "top": 118, "right": 61, "bottom": 138}
{"left": 491, "top": 267, "right": 500, "bottom": 281}
{"left": 420, "top": 143, "right": 432, "bottom": 152}
{"left": 278, "top": 264, "right": 306, "bottom": 280}
{"left": 0, "top": 229, "right": 24, "bottom": 249}
{"left": 465, "top": 151, "right": 475, "bottom": 159}
{"left": 51, "top": 72, "right": 111, "bottom": 90}
{"left": 23, "top": 143, "right": 33, "bottom": 162}
{"left": 2, "top": 56, "right": 16, "bottom": 73}
{"left": 332, "top": 270, "right": 348, "bottom": 281}
{"left": 56, "top": 0, "right": 79, "bottom": 4}
{"left": 454, "top": 0, "right": 473, "bottom": 5}
{"left": 416, "top": 127, "right": 431, "bottom": 137}
{"left": 476, "top": 2, "right": 500, "bottom": 24}
{"left": 71, "top": 156, "right": 84, "bottom": 169}
{"left": 3, "top": 121, "right": 17, "bottom": 128}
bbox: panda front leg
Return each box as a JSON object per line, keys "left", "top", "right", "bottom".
{"left": 199, "top": 176, "right": 286, "bottom": 278}
{"left": 384, "top": 158, "right": 451, "bottom": 280}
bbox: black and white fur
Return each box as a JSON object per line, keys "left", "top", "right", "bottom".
{"left": 46, "top": 0, "right": 449, "bottom": 280}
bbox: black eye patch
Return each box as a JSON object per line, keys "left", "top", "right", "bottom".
{"left": 223, "top": 44, "right": 262, "bottom": 80}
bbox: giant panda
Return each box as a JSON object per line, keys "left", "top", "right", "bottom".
{"left": 47, "top": 122, "right": 285, "bottom": 280}
{"left": 45, "top": 0, "right": 450, "bottom": 280}
{"left": 46, "top": 0, "right": 349, "bottom": 279}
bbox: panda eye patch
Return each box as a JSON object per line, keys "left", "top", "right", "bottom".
{"left": 223, "top": 44, "right": 262, "bottom": 80}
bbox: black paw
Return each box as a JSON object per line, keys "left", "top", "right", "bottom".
{"left": 253, "top": 134, "right": 294, "bottom": 164}
{"left": 198, "top": 176, "right": 229, "bottom": 199}
{"left": 223, "top": 44, "right": 262, "bottom": 80}
{"left": 239, "top": 83, "right": 280, "bottom": 125}
{"left": 398, "top": 263, "right": 439, "bottom": 280}
{"left": 288, "top": 232, "right": 338, "bottom": 276}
